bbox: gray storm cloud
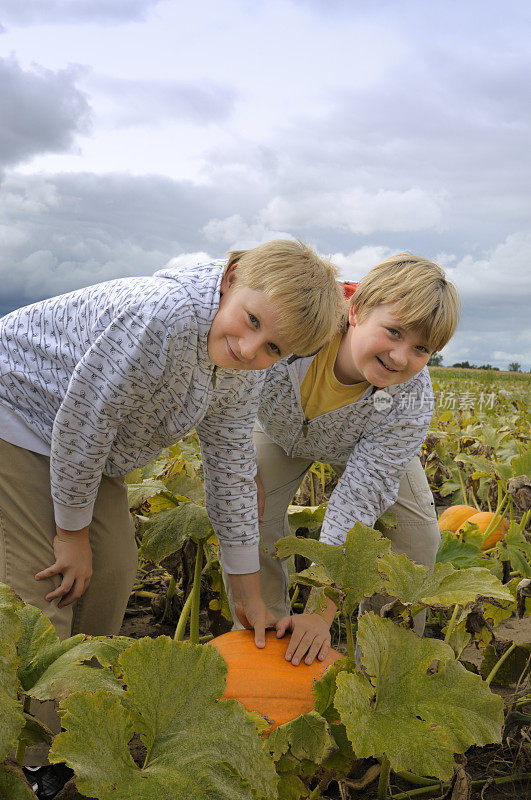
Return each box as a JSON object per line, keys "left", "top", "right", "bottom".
{"left": 0, "top": 57, "right": 91, "bottom": 168}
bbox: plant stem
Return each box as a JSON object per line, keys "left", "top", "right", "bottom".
{"left": 308, "top": 785, "right": 322, "bottom": 800}
{"left": 390, "top": 773, "right": 531, "bottom": 799}
{"left": 444, "top": 603, "right": 460, "bottom": 645}
{"left": 344, "top": 612, "right": 355, "bottom": 659}
{"left": 485, "top": 642, "right": 517, "bottom": 686}
{"left": 290, "top": 585, "right": 300, "bottom": 608}
{"left": 15, "top": 695, "right": 32, "bottom": 765}
{"left": 393, "top": 772, "right": 439, "bottom": 787}
{"left": 310, "top": 472, "right": 316, "bottom": 506}
{"left": 174, "top": 588, "right": 194, "bottom": 641}
{"left": 377, "top": 753, "right": 391, "bottom": 799}
{"left": 457, "top": 468, "right": 468, "bottom": 506}
{"left": 189, "top": 541, "right": 204, "bottom": 644}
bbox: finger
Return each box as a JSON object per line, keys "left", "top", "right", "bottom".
{"left": 58, "top": 577, "right": 86, "bottom": 608}
{"left": 253, "top": 618, "right": 266, "bottom": 649}
{"left": 44, "top": 576, "right": 73, "bottom": 602}
{"left": 317, "top": 640, "right": 331, "bottom": 661}
{"left": 292, "top": 633, "right": 315, "bottom": 666}
{"left": 285, "top": 629, "right": 304, "bottom": 662}
{"left": 304, "top": 638, "right": 325, "bottom": 666}
{"left": 275, "top": 616, "right": 293, "bottom": 637}
{"left": 35, "top": 563, "right": 62, "bottom": 581}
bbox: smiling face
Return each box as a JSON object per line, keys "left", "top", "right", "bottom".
{"left": 207, "top": 266, "right": 290, "bottom": 370}
{"left": 334, "top": 303, "right": 432, "bottom": 387}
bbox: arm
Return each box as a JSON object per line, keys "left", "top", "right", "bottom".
{"left": 196, "top": 374, "right": 278, "bottom": 646}
{"left": 282, "top": 373, "right": 434, "bottom": 663}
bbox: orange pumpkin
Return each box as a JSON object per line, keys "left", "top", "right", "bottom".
{"left": 438, "top": 505, "right": 477, "bottom": 533}
{"left": 457, "top": 511, "right": 510, "bottom": 551}
{"left": 209, "top": 629, "right": 342, "bottom": 732}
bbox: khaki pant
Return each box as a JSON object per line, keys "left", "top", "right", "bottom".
{"left": 225, "top": 427, "right": 440, "bottom": 635}
{"left": 0, "top": 438, "right": 138, "bottom": 765}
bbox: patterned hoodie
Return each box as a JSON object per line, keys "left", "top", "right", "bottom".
{"left": 0, "top": 260, "right": 264, "bottom": 574}
{"left": 257, "top": 355, "right": 434, "bottom": 545}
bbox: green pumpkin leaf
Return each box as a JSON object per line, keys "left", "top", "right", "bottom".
{"left": 276, "top": 523, "right": 389, "bottom": 615}
{"left": 276, "top": 774, "right": 307, "bottom": 800}
{"left": 436, "top": 531, "right": 483, "bottom": 568}
{"left": 127, "top": 479, "right": 169, "bottom": 509}
{"left": 0, "top": 764, "right": 36, "bottom": 800}
{"left": 287, "top": 505, "right": 326, "bottom": 537}
{"left": 378, "top": 553, "right": 513, "bottom": 607}
{"left": 140, "top": 502, "right": 213, "bottom": 564}
{"left": 18, "top": 713, "right": 54, "bottom": 748}
{"left": 480, "top": 643, "right": 531, "bottom": 685}
{"left": 16, "top": 604, "right": 129, "bottom": 700}
{"left": 51, "top": 637, "right": 278, "bottom": 800}
{"left": 510, "top": 451, "right": 531, "bottom": 478}
{"left": 334, "top": 614, "right": 504, "bottom": 780}
{"left": 0, "top": 584, "right": 24, "bottom": 761}
{"left": 268, "top": 710, "right": 335, "bottom": 764}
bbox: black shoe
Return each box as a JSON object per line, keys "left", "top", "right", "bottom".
{"left": 23, "top": 763, "right": 74, "bottom": 800}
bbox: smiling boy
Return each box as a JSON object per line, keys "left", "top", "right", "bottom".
{"left": 0, "top": 239, "right": 341, "bottom": 788}
{"left": 225, "top": 254, "right": 460, "bottom": 665}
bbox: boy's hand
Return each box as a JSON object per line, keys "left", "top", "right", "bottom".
{"left": 227, "top": 572, "right": 278, "bottom": 648}
{"left": 276, "top": 613, "right": 332, "bottom": 666}
{"left": 35, "top": 526, "right": 93, "bottom": 608}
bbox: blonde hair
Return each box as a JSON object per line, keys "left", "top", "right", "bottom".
{"left": 226, "top": 240, "right": 342, "bottom": 355}
{"left": 341, "top": 254, "right": 460, "bottom": 352}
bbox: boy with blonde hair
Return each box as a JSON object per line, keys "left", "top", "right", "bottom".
{"left": 0, "top": 239, "right": 341, "bottom": 793}
{"left": 226, "top": 253, "right": 459, "bottom": 665}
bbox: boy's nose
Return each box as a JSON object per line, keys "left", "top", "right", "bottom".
{"left": 239, "top": 334, "right": 260, "bottom": 361}
{"left": 389, "top": 345, "right": 408, "bottom": 367}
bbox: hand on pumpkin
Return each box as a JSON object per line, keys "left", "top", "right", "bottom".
{"left": 276, "top": 613, "right": 332, "bottom": 666}
{"left": 227, "top": 572, "right": 278, "bottom": 648}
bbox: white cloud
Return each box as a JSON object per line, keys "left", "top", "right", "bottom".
{"left": 260, "top": 188, "right": 445, "bottom": 235}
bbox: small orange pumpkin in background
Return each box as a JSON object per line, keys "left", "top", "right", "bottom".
{"left": 438, "top": 505, "right": 477, "bottom": 533}
{"left": 457, "top": 511, "right": 510, "bottom": 551}
{"left": 209, "top": 629, "right": 342, "bottom": 732}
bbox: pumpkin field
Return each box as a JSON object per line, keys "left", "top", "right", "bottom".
{"left": 1, "top": 368, "right": 529, "bottom": 800}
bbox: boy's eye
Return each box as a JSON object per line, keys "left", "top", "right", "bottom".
{"left": 268, "top": 342, "right": 281, "bottom": 356}
{"left": 248, "top": 313, "right": 259, "bottom": 327}
{"left": 387, "top": 328, "right": 400, "bottom": 337}
{"left": 416, "top": 345, "right": 430, "bottom": 354}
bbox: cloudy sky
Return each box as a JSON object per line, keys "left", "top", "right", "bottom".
{"left": 1, "top": 0, "right": 530, "bottom": 369}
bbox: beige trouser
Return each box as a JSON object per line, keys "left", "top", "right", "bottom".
{"left": 225, "top": 427, "right": 440, "bottom": 636}
{"left": 0, "top": 438, "right": 138, "bottom": 765}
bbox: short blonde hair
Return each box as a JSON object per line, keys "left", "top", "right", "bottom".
{"left": 341, "top": 254, "right": 460, "bottom": 353}
{"left": 226, "top": 240, "right": 342, "bottom": 355}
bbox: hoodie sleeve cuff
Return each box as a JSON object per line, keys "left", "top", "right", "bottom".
{"left": 53, "top": 501, "right": 94, "bottom": 531}
{"left": 219, "top": 542, "right": 260, "bottom": 574}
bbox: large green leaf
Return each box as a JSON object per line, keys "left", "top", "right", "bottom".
{"left": 0, "top": 764, "right": 36, "bottom": 799}
{"left": 378, "top": 553, "right": 513, "bottom": 607}
{"left": 127, "top": 479, "right": 169, "bottom": 509}
{"left": 50, "top": 637, "right": 278, "bottom": 800}
{"left": 287, "top": 505, "right": 326, "bottom": 538}
{"left": 436, "top": 531, "right": 483, "bottom": 568}
{"left": 334, "top": 614, "right": 504, "bottom": 780}
{"left": 16, "top": 604, "right": 130, "bottom": 699}
{"left": 140, "top": 502, "right": 214, "bottom": 564}
{"left": 268, "top": 711, "right": 335, "bottom": 764}
{"left": 0, "top": 584, "right": 24, "bottom": 761}
{"left": 276, "top": 523, "right": 390, "bottom": 614}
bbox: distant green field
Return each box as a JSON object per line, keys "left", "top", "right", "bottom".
{"left": 429, "top": 366, "right": 531, "bottom": 386}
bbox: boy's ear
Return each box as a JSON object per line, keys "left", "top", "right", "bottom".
{"left": 348, "top": 304, "right": 358, "bottom": 326}
{"left": 220, "top": 263, "right": 238, "bottom": 294}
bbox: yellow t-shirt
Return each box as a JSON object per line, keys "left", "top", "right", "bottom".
{"left": 300, "top": 332, "right": 370, "bottom": 420}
